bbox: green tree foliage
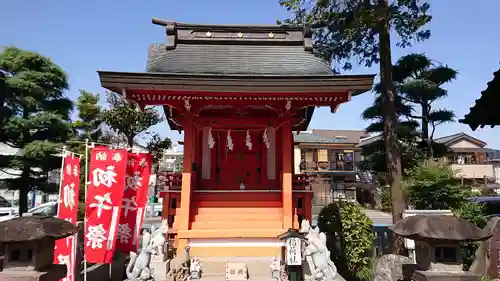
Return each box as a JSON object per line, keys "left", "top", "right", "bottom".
{"left": 404, "top": 161, "right": 487, "bottom": 269}
{"left": 101, "top": 91, "right": 164, "bottom": 147}
{"left": 361, "top": 53, "right": 454, "bottom": 172}
{"left": 145, "top": 132, "right": 172, "bottom": 167}
{"left": 70, "top": 90, "right": 105, "bottom": 202}
{"left": 318, "top": 202, "right": 374, "bottom": 281}
{"left": 101, "top": 91, "right": 172, "bottom": 197}
{"left": 279, "top": 2, "right": 432, "bottom": 251}
{"left": 395, "top": 54, "right": 457, "bottom": 157}
{"left": 0, "top": 46, "right": 73, "bottom": 214}
{"left": 278, "top": 0, "right": 431, "bottom": 71}
{"left": 405, "top": 161, "right": 468, "bottom": 209}
{"left": 360, "top": 85, "right": 423, "bottom": 174}
{"left": 74, "top": 90, "right": 103, "bottom": 142}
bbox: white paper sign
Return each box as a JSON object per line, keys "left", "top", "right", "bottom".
{"left": 285, "top": 237, "right": 302, "bottom": 266}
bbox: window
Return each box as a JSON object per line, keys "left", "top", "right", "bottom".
{"left": 434, "top": 246, "right": 457, "bottom": 262}
{"left": 0, "top": 196, "right": 11, "bottom": 207}
{"left": 9, "top": 249, "right": 33, "bottom": 262}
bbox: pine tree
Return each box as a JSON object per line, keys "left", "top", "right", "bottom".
{"left": 71, "top": 90, "right": 104, "bottom": 203}
{"left": 74, "top": 90, "right": 103, "bottom": 142}
{"left": 278, "top": 0, "right": 431, "bottom": 253}
{"left": 395, "top": 54, "right": 457, "bottom": 158}
{"left": 0, "top": 46, "right": 73, "bottom": 214}
{"left": 101, "top": 91, "right": 163, "bottom": 147}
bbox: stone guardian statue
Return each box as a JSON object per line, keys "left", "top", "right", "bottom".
{"left": 300, "top": 219, "right": 338, "bottom": 281}
{"left": 126, "top": 221, "right": 170, "bottom": 281}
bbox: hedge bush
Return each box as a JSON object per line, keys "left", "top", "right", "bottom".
{"left": 317, "top": 202, "right": 374, "bottom": 281}
{"left": 405, "top": 161, "right": 488, "bottom": 270}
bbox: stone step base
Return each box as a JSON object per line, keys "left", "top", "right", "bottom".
{"left": 199, "top": 257, "right": 278, "bottom": 278}
{"left": 198, "top": 277, "right": 276, "bottom": 281}
{"left": 190, "top": 246, "right": 282, "bottom": 257}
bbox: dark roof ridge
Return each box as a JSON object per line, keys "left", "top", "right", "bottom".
{"left": 151, "top": 18, "right": 312, "bottom": 52}
{"left": 152, "top": 18, "right": 304, "bottom": 31}
{"left": 434, "top": 132, "right": 486, "bottom": 146}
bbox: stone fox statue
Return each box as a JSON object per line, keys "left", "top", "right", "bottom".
{"left": 301, "top": 219, "right": 337, "bottom": 281}
{"left": 150, "top": 219, "right": 168, "bottom": 258}
{"left": 126, "top": 220, "right": 169, "bottom": 281}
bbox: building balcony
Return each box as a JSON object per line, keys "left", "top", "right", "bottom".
{"left": 451, "top": 164, "right": 494, "bottom": 179}
{"left": 300, "top": 161, "right": 356, "bottom": 174}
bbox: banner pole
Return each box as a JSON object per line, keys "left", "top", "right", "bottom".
{"left": 83, "top": 139, "right": 89, "bottom": 281}
{"left": 56, "top": 146, "right": 67, "bottom": 217}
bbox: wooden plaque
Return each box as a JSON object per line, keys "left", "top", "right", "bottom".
{"left": 225, "top": 262, "right": 248, "bottom": 281}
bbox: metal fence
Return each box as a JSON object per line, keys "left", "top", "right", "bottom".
{"left": 372, "top": 225, "right": 393, "bottom": 258}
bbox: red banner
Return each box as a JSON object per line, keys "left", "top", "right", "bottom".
{"left": 84, "top": 147, "right": 127, "bottom": 263}
{"left": 54, "top": 153, "right": 81, "bottom": 281}
{"left": 115, "top": 152, "right": 152, "bottom": 252}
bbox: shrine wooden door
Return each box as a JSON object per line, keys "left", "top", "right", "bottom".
{"left": 216, "top": 131, "right": 262, "bottom": 189}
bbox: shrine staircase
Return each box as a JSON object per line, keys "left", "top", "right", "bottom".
{"left": 187, "top": 191, "right": 285, "bottom": 257}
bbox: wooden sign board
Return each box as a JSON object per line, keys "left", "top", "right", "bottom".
{"left": 285, "top": 237, "right": 302, "bottom": 266}
{"left": 225, "top": 262, "right": 248, "bottom": 281}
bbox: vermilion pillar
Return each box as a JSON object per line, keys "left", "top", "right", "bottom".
{"left": 282, "top": 120, "right": 293, "bottom": 229}
{"left": 177, "top": 118, "right": 194, "bottom": 253}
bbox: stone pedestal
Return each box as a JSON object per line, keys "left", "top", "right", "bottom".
{"left": 0, "top": 239, "right": 67, "bottom": 281}
{"left": 0, "top": 264, "right": 67, "bottom": 281}
{"left": 151, "top": 255, "right": 168, "bottom": 281}
{"left": 110, "top": 253, "right": 126, "bottom": 281}
{"left": 412, "top": 270, "right": 481, "bottom": 281}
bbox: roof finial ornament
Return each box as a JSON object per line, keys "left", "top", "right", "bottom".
{"left": 205, "top": 31, "right": 213, "bottom": 38}
{"left": 237, "top": 32, "right": 244, "bottom": 38}
{"left": 268, "top": 32, "right": 275, "bottom": 39}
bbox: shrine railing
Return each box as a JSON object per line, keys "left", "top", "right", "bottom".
{"left": 292, "top": 174, "right": 313, "bottom": 190}
{"left": 157, "top": 172, "right": 182, "bottom": 191}
{"left": 303, "top": 161, "right": 356, "bottom": 172}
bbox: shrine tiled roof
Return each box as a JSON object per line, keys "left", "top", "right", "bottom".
{"left": 460, "top": 70, "right": 500, "bottom": 130}
{"left": 147, "top": 19, "right": 333, "bottom": 76}
{"left": 293, "top": 132, "right": 352, "bottom": 144}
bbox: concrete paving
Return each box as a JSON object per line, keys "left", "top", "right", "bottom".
{"left": 361, "top": 208, "right": 393, "bottom": 225}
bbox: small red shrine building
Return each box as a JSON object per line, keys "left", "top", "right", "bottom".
{"left": 98, "top": 19, "right": 374, "bottom": 257}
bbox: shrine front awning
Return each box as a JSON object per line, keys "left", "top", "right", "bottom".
{"left": 460, "top": 70, "right": 500, "bottom": 130}
{"left": 97, "top": 71, "right": 375, "bottom": 103}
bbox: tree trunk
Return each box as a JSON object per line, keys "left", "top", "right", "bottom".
{"left": 421, "top": 101, "right": 433, "bottom": 159}
{"left": 18, "top": 166, "right": 31, "bottom": 215}
{"left": 127, "top": 136, "right": 134, "bottom": 148}
{"left": 0, "top": 72, "right": 6, "bottom": 125}
{"left": 378, "top": 0, "right": 406, "bottom": 255}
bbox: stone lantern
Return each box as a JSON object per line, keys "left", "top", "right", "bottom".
{"left": 0, "top": 215, "right": 77, "bottom": 281}
{"left": 389, "top": 215, "right": 491, "bottom": 281}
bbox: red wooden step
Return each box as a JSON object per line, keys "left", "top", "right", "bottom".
{"left": 193, "top": 200, "right": 281, "bottom": 208}
{"left": 191, "top": 220, "right": 282, "bottom": 230}
{"left": 194, "top": 212, "right": 283, "bottom": 221}
{"left": 195, "top": 207, "right": 282, "bottom": 215}
{"left": 193, "top": 192, "right": 281, "bottom": 202}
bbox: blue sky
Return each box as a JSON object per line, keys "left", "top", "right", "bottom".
{"left": 3, "top": 1, "right": 500, "bottom": 147}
